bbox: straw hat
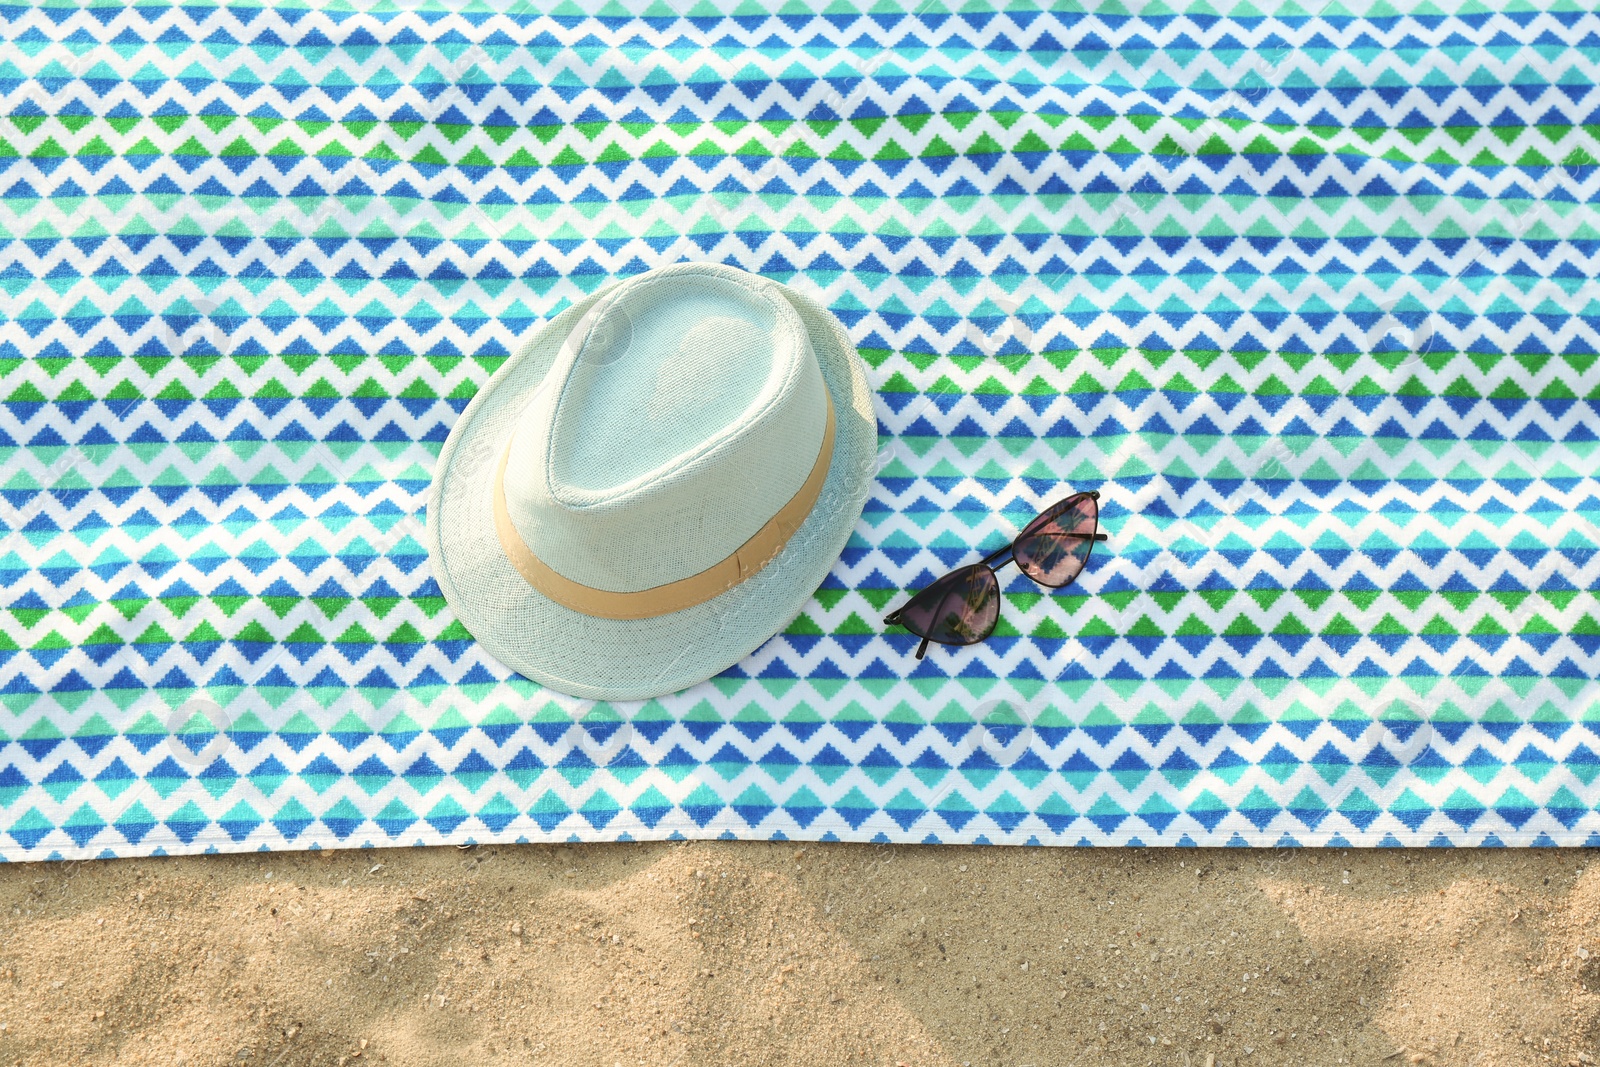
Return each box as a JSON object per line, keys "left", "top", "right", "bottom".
{"left": 425, "top": 262, "right": 877, "bottom": 700}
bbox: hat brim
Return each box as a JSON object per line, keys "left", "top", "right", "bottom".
{"left": 425, "top": 265, "right": 878, "bottom": 701}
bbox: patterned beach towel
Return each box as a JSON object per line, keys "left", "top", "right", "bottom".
{"left": 1, "top": 0, "right": 1598, "bottom": 859}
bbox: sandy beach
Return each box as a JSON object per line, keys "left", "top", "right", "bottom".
{"left": 0, "top": 845, "right": 1595, "bottom": 1066}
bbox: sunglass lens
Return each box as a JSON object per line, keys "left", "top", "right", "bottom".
{"left": 1014, "top": 493, "right": 1099, "bottom": 587}
{"left": 894, "top": 565, "right": 1000, "bottom": 647}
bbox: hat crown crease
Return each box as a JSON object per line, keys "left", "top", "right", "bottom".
{"left": 500, "top": 269, "right": 830, "bottom": 596}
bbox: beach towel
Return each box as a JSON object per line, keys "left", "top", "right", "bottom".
{"left": 1, "top": 0, "right": 1598, "bottom": 859}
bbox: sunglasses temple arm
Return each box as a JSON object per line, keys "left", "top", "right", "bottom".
{"left": 915, "top": 635, "right": 930, "bottom": 660}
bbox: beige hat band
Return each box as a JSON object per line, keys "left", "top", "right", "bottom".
{"left": 491, "top": 392, "right": 836, "bottom": 621}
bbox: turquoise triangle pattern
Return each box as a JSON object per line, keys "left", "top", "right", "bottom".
{"left": 2, "top": 0, "right": 1600, "bottom": 860}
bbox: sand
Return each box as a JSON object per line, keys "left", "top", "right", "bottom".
{"left": 0, "top": 845, "right": 1595, "bottom": 1066}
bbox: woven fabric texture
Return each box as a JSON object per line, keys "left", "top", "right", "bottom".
{"left": 0, "top": 0, "right": 1598, "bottom": 858}
{"left": 504, "top": 268, "right": 832, "bottom": 591}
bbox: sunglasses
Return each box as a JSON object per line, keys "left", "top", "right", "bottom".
{"left": 883, "top": 491, "right": 1107, "bottom": 659}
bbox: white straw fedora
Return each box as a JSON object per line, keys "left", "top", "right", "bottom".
{"left": 425, "top": 262, "right": 877, "bottom": 701}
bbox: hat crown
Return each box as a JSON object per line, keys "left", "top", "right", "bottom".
{"left": 500, "top": 267, "right": 830, "bottom": 595}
